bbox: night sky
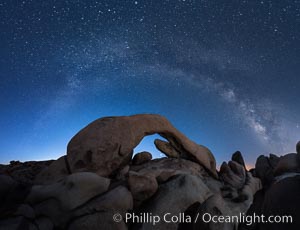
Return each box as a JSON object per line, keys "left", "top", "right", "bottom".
{"left": 1, "top": 0, "right": 299, "bottom": 167}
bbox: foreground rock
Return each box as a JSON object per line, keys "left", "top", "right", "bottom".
{"left": 0, "top": 114, "right": 299, "bottom": 230}
{"left": 240, "top": 141, "right": 300, "bottom": 230}
{"left": 231, "top": 151, "right": 246, "bottom": 168}
{"left": 135, "top": 174, "right": 212, "bottom": 230}
{"left": 128, "top": 171, "right": 158, "bottom": 207}
{"left": 240, "top": 176, "right": 300, "bottom": 230}
{"left": 27, "top": 172, "right": 110, "bottom": 210}
{"left": 274, "top": 153, "right": 300, "bottom": 176}
{"left": 220, "top": 160, "right": 246, "bottom": 189}
{"left": 34, "top": 156, "right": 69, "bottom": 185}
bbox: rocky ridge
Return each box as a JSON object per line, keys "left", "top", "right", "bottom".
{"left": 0, "top": 114, "right": 299, "bottom": 230}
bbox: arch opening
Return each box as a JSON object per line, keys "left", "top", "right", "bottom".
{"left": 133, "top": 134, "right": 167, "bottom": 159}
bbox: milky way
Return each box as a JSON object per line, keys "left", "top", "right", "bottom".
{"left": 0, "top": 0, "right": 299, "bottom": 166}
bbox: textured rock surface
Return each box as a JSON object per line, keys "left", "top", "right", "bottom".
{"left": 0, "top": 160, "right": 53, "bottom": 184}
{"left": 66, "top": 114, "right": 217, "bottom": 177}
{"left": 269, "top": 154, "right": 280, "bottom": 169}
{"left": 220, "top": 161, "right": 246, "bottom": 189}
{"left": 136, "top": 174, "right": 212, "bottom": 230}
{"left": 241, "top": 172, "right": 262, "bottom": 200}
{"left": 154, "top": 139, "right": 180, "bottom": 158}
{"left": 72, "top": 185, "right": 133, "bottom": 218}
{"left": 128, "top": 171, "right": 158, "bottom": 207}
{"left": 241, "top": 176, "right": 300, "bottom": 230}
{"left": 34, "top": 156, "right": 69, "bottom": 185}
{"left": 1, "top": 115, "right": 299, "bottom": 230}
{"left": 33, "top": 198, "right": 67, "bottom": 227}
{"left": 130, "top": 158, "right": 209, "bottom": 183}
{"left": 194, "top": 194, "right": 235, "bottom": 230}
{"left": 255, "top": 155, "right": 274, "bottom": 186}
{"left": 27, "top": 172, "right": 110, "bottom": 210}
{"left": 0, "top": 179, "right": 31, "bottom": 219}
{"left": 231, "top": 151, "right": 246, "bottom": 168}
{"left": 132, "top": 151, "right": 152, "bottom": 165}
{"left": 274, "top": 153, "right": 300, "bottom": 176}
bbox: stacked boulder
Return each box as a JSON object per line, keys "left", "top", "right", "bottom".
{"left": 3, "top": 114, "right": 298, "bottom": 230}
{"left": 190, "top": 151, "right": 261, "bottom": 230}
{"left": 239, "top": 142, "right": 300, "bottom": 230}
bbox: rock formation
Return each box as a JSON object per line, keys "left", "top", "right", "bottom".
{"left": 66, "top": 114, "right": 217, "bottom": 178}
{"left": 132, "top": 151, "right": 152, "bottom": 165}
{"left": 239, "top": 142, "right": 300, "bottom": 230}
{"left": 0, "top": 114, "right": 299, "bottom": 230}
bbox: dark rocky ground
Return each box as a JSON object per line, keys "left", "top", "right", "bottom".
{"left": 1, "top": 114, "right": 299, "bottom": 230}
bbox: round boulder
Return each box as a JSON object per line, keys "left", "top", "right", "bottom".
{"left": 274, "top": 153, "right": 300, "bottom": 176}
{"left": 27, "top": 172, "right": 110, "bottom": 210}
{"left": 128, "top": 171, "right": 158, "bottom": 207}
{"left": 132, "top": 151, "right": 152, "bottom": 165}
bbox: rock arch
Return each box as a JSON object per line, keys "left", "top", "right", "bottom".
{"left": 66, "top": 114, "right": 217, "bottom": 178}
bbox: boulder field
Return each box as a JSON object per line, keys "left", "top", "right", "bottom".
{"left": 0, "top": 114, "right": 299, "bottom": 230}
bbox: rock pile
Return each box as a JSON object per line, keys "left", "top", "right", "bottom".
{"left": 239, "top": 143, "right": 300, "bottom": 230}
{"left": 0, "top": 114, "right": 298, "bottom": 230}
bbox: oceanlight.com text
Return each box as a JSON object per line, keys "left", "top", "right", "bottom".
{"left": 112, "top": 212, "right": 293, "bottom": 226}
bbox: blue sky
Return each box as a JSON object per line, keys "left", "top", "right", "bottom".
{"left": 0, "top": 0, "right": 299, "bottom": 166}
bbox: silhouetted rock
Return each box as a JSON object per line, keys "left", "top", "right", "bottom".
{"left": 0, "top": 175, "right": 16, "bottom": 200}
{"left": 231, "top": 151, "right": 246, "bottom": 168}
{"left": 297, "top": 141, "right": 300, "bottom": 154}
{"left": 245, "top": 176, "right": 300, "bottom": 230}
{"left": 0, "top": 177, "right": 31, "bottom": 219}
{"left": 269, "top": 153, "right": 280, "bottom": 169}
{"left": 178, "top": 201, "right": 201, "bottom": 230}
{"left": 33, "top": 198, "right": 66, "bottom": 227}
{"left": 220, "top": 161, "right": 246, "bottom": 189}
{"left": 194, "top": 194, "right": 235, "bottom": 230}
{"left": 34, "top": 156, "right": 69, "bottom": 185}
{"left": 14, "top": 204, "right": 35, "bottom": 219}
{"left": 240, "top": 172, "right": 262, "bottom": 202}
{"left": 132, "top": 151, "right": 152, "bottom": 165}
{"left": 0, "top": 160, "right": 53, "bottom": 184}
{"left": 238, "top": 189, "right": 265, "bottom": 230}
{"left": 2, "top": 115, "right": 300, "bottom": 230}
{"left": 274, "top": 153, "right": 300, "bottom": 176}
{"left": 255, "top": 155, "right": 274, "bottom": 186}
{"left": 154, "top": 139, "right": 180, "bottom": 158}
